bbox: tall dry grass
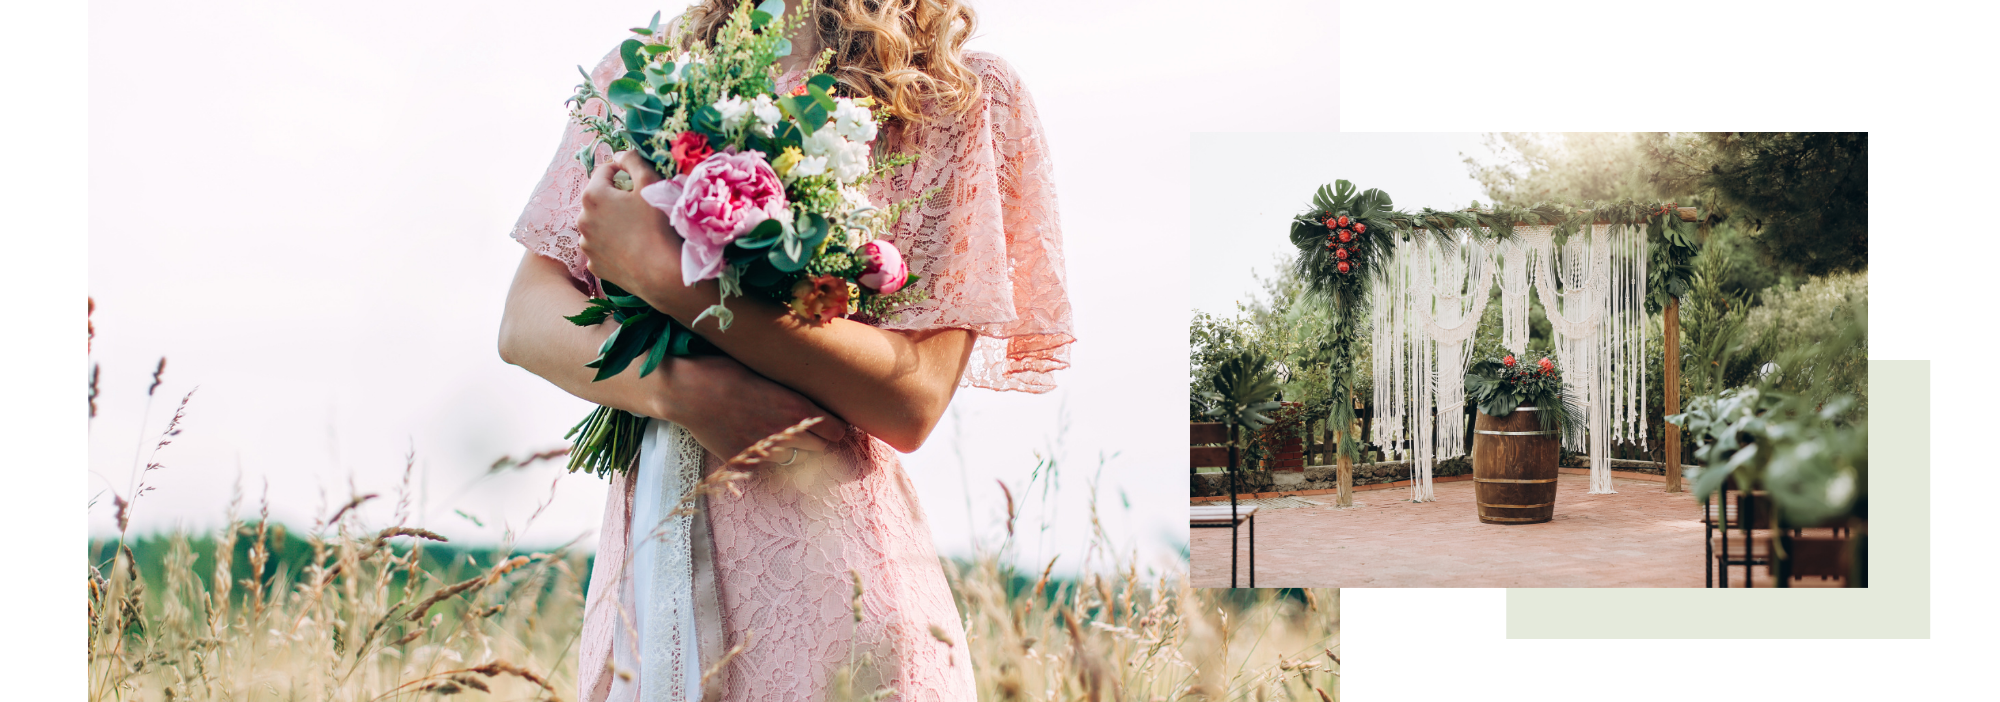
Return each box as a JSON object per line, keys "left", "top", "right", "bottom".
{"left": 90, "top": 373, "right": 1337, "bottom": 701}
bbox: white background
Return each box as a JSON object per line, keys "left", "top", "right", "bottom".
{"left": 13, "top": 0, "right": 2000, "bottom": 699}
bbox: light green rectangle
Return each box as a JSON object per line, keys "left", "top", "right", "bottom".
{"left": 1507, "top": 360, "right": 1928, "bottom": 638}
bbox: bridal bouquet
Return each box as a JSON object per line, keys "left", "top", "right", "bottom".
{"left": 560, "top": 1, "right": 931, "bottom": 476}
{"left": 1464, "top": 352, "right": 1584, "bottom": 438}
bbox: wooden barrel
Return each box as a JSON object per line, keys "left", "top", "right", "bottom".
{"left": 1471, "top": 407, "right": 1560, "bottom": 524}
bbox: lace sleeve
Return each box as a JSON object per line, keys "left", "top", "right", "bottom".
{"left": 508, "top": 50, "right": 623, "bottom": 290}
{"left": 869, "top": 52, "right": 1074, "bottom": 393}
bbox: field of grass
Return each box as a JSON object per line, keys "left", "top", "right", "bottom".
{"left": 89, "top": 408, "right": 1338, "bottom": 701}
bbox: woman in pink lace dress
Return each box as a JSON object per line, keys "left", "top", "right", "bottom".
{"left": 497, "top": 1, "right": 1070, "bottom": 699}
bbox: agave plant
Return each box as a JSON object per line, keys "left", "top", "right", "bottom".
{"left": 1201, "top": 351, "right": 1283, "bottom": 433}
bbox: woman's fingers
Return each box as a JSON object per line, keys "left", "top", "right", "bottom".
{"left": 804, "top": 412, "right": 850, "bottom": 444}
{"left": 615, "top": 150, "right": 664, "bottom": 189}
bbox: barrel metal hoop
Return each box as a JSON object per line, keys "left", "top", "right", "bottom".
{"left": 1474, "top": 477, "right": 1558, "bottom": 484}
{"left": 1475, "top": 429, "right": 1559, "bottom": 436}
{"left": 1481, "top": 516, "right": 1546, "bottom": 522}
{"left": 1479, "top": 501, "right": 1554, "bottom": 509}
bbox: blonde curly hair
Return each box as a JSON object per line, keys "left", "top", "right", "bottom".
{"left": 680, "top": 0, "right": 981, "bottom": 123}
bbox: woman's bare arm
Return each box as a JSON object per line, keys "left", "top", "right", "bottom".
{"left": 577, "top": 152, "right": 974, "bottom": 453}
{"left": 497, "top": 250, "right": 849, "bottom": 458}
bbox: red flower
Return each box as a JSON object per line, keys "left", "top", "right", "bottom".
{"left": 1336, "top": 260, "right": 1351, "bottom": 274}
{"left": 1502, "top": 355, "right": 1516, "bottom": 367}
{"left": 669, "top": 131, "right": 715, "bottom": 176}
{"left": 1336, "top": 215, "right": 1350, "bottom": 227}
{"left": 1537, "top": 357, "right": 1555, "bottom": 375}
{"left": 1334, "top": 248, "right": 1349, "bottom": 260}
{"left": 789, "top": 275, "right": 852, "bottom": 325}
{"left": 1353, "top": 223, "right": 1366, "bottom": 234}
{"left": 1338, "top": 230, "right": 1352, "bottom": 243}
{"left": 789, "top": 84, "right": 810, "bottom": 97}
{"left": 1324, "top": 218, "right": 1337, "bottom": 228}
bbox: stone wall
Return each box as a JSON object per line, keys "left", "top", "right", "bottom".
{"left": 1191, "top": 456, "right": 1472, "bottom": 497}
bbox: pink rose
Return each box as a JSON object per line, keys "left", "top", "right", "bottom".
{"left": 642, "top": 149, "right": 788, "bottom": 285}
{"left": 856, "top": 240, "right": 908, "bottom": 293}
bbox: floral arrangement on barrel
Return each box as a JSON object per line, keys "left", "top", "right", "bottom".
{"left": 558, "top": 1, "right": 933, "bottom": 476}
{"left": 1464, "top": 351, "right": 1585, "bottom": 441}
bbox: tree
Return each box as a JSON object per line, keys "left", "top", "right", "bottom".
{"left": 1653, "top": 132, "right": 1867, "bottom": 277}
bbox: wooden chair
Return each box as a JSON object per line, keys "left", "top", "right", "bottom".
{"left": 1191, "top": 422, "right": 1256, "bottom": 587}
{"left": 1704, "top": 486, "right": 1772, "bottom": 587}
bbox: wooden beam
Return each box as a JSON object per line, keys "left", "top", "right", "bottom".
{"left": 1494, "top": 207, "right": 1700, "bottom": 228}
{"left": 1663, "top": 298, "right": 1682, "bottom": 493}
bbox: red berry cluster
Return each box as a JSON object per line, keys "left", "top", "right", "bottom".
{"left": 1649, "top": 201, "right": 1681, "bottom": 217}
{"left": 1322, "top": 214, "right": 1366, "bottom": 274}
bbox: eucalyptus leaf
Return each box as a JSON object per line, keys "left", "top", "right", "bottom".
{"left": 806, "top": 83, "right": 838, "bottom": 112}
{"left": 757, "top": 0, "right": 785, "bottom": 18}
{"left": 619, "top": 39, "right": 644, "bottom": 72}
{"left": 605, "top": 78, "right": 649, "bottom": 109}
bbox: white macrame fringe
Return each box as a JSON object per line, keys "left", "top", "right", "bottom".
{"left": 1369, "top": 224, "right": 1649, "bottom": 502}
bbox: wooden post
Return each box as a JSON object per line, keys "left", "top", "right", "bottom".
{"left": 1336, "top": 392, "right": 1355, "bottom": 507}
{"left": 1664, "top": 298, "right": 1682, "bottom": 492}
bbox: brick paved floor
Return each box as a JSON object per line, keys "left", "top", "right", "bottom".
{"left": 1190, "top": 473, "right": 1705, "bottom": 588}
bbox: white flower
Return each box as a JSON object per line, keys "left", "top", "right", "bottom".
{"left": 840, "top": 185, "right": 876, "bottom": 213}
{"left": 828, "top": 139, "right": 870, "bottom": 183}
{"left": 844, "top": 228, "right": 866, "bottom": 249}
{"left": 831, "top": 97, "right": 878, "bottom": 143}
{"left": 790, "top": 154, "right": 829, "bottom": 178}
{"left": 750, "top": 94, "right": 782, "bottom": 135}
{"left": 800, "top": 126, "right": 846, "bottom": 157}
{"left": 713, "top": 95, "right": 751, "bottom": 132}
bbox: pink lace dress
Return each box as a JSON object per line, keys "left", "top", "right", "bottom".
{"left": 510, "top": 50, "right": 1070, "bottom": 701}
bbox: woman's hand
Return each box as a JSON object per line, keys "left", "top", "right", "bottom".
{"left": 577, "top": 151, "right": 682, "bottom": 296}
{"left": 654, "top": 354, "right": 851, "bottom": 466}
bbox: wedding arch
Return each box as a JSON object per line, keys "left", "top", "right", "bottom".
{"left": 1287, "top": 181, "right": 1711, "bottom": 506}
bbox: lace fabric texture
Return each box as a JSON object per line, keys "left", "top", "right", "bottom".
{"left": 508, "top": 51, "right": 1074, "bottom": 392}
{"left": 527, "top": 47, "right": 1065, "bottom": 702}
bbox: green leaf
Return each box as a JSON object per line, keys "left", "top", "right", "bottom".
{"left": 630, "top": 27, "right": 653, "bottom": 36}
{"left": 773, "top": 37, "right": 792, "bottom": 58}
{"left": 564, "top": 301, "right": 614, "bottom": 326}
{"left": 806, "top": 83, "right": 838, "bottom": 112}
{"left": 640, "top": 320, "right": 673, "bottom": 377}
{"left": 619, "top": 39, "right": 645, "bottom": 72}
{"left": 733, "top": 218, "right": 785, "bottom": 249}
{"left": 592, "top": 312, "right": 661, "bottom": 381}
{"left": 642, "top": 43, "right": 671, "bottom": 55}
{"left": 757, "top": 0, "right": 786, "bottom": 18}
{"left": 768, "top": 237, "right": 808, "bottom": 271}
{"left": 807, "top": 73, "right": 837, "bottom": 92}
{"left": 750, "top": 10, "right": 772, "bottom": 30}
{"left": 648, "top": 10, "right": 661, "bottom": 32}
{"left": 605, "top": 78, "right": 648, "bottom": 109}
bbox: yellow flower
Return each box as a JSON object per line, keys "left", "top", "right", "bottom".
{"left": 851, "top": 97, "right": 875, "bottom": 108}
{"left": 772, "top": 146, "right": 803, "bottom": 178}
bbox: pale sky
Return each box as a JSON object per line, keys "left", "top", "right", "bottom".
{"left": 84, "top": 0, "right": 1338, "bottom": 573}
{"left": 1192, "top": 132, "right": 1492, "bottom": 317}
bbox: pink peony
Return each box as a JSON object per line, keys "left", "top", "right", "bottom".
{"left": 642, "top": 149, "right": 788, "bottom": 285}
{"left": 856, "top": 239, "right": 908, "bottom": 294}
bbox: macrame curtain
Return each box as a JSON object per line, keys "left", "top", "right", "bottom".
{"left": 1371, "top": 224, "right": 1647, "bottom": 501}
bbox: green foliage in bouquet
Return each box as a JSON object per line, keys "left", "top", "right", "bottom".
{"left": 1464, "top": 351, "right": 1585, "bottom": 442}
{"left": 551, "top": 2, "right": 929, "bottom": 476}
